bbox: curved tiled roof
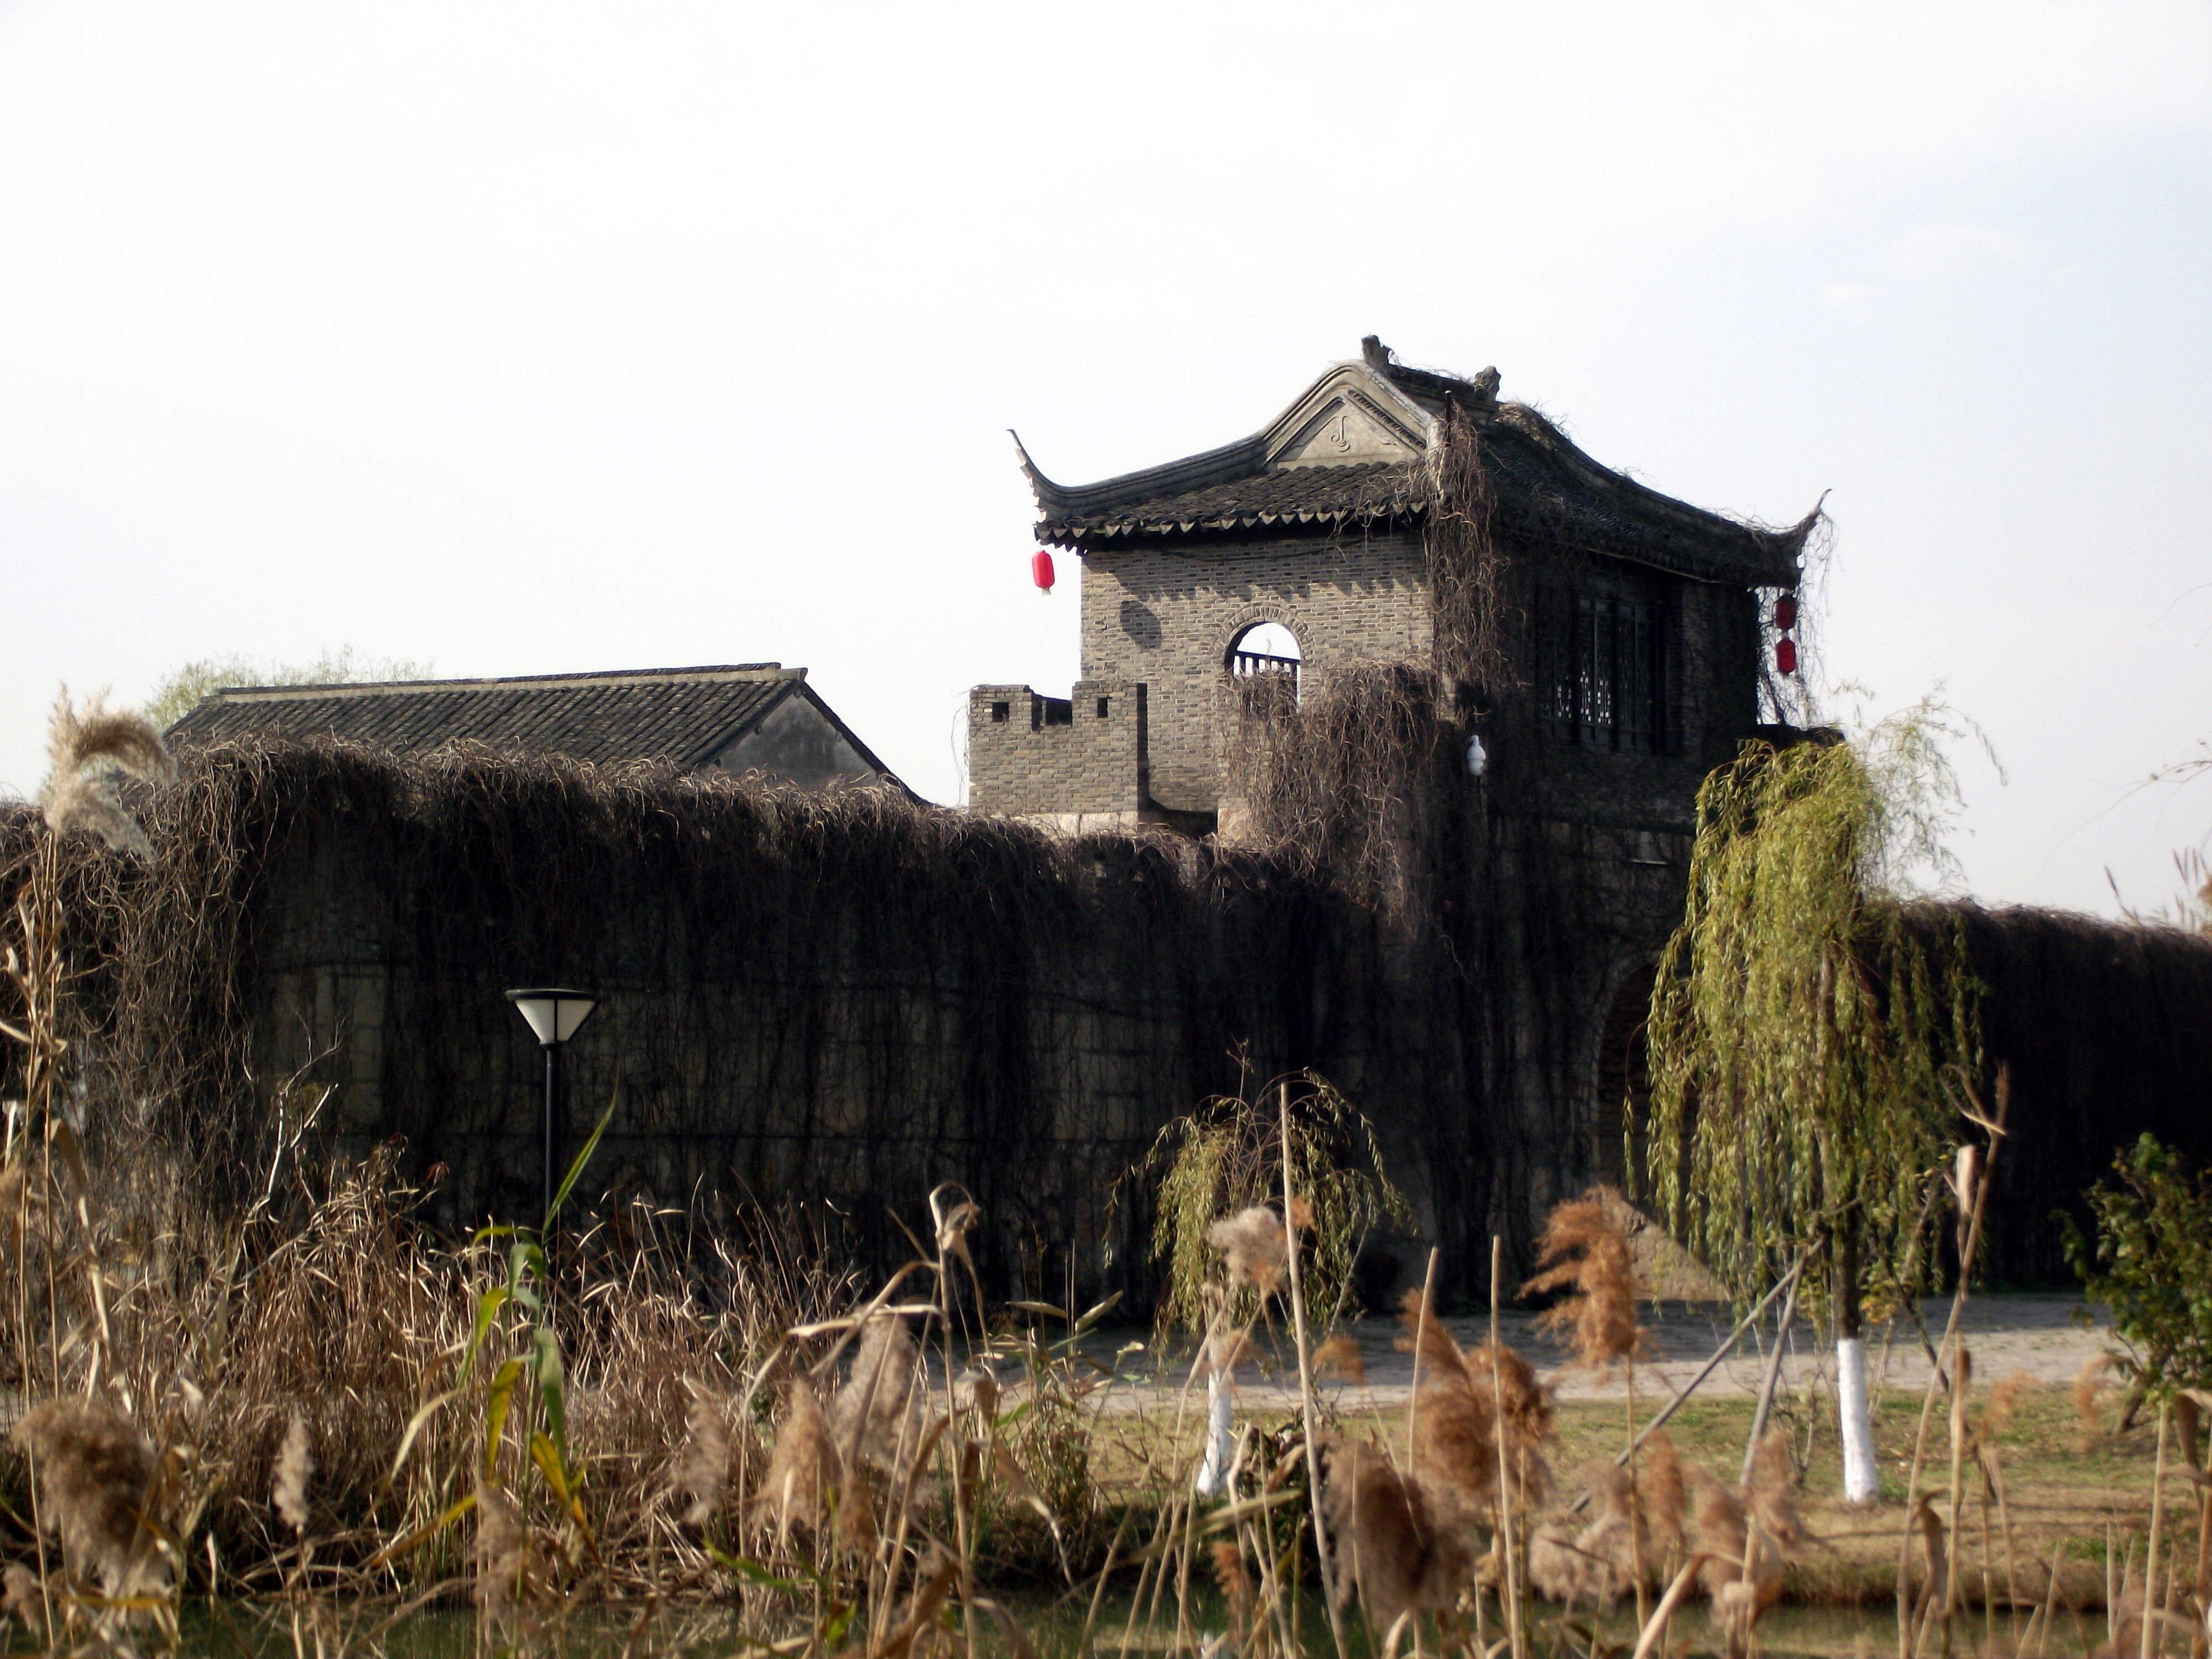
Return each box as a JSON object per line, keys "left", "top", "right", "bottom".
{"left": 1040, "top": 461, "right": 1420, "bottom": 540}
{"left": 1021, "top": 348, "right": 1814, "bottom": 587}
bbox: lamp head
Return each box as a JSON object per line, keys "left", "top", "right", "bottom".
{"left": 504, "top": 987, "right": 599, "bottom": 1047}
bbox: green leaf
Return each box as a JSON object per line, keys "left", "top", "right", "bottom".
{"left": 363, "top": 1488, "right": 479, "bottom": 1569}
{"left": 459, "top": 1286, "right": 511, "bottom": 1385}
{"left": 542, "top": 1084, "right": 619, "bottom": 1233}
{"left": 528, "top": 1431, "right": 591, "bottom": 1537}
{"left": 384, "top": 1390, "right": 457, "bottom": 1492}
{"left": 484, "top": 1356, "right": 525, "bottom": 1482}
{"left": 509, "top": 1240, "right": 546, "bottom": 1310}
{"left": 533, "top": 1324, "right": 568, "bottom": 1463}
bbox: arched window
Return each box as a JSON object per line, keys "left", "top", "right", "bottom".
{"left": 1228, "top": 622, "right": 1302, "bottom": 699}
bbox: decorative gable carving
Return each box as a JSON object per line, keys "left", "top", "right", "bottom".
{"left": 1261, "top": 366, "right": 1431, "bottom": 471}
{"left": 1272, "top": 395, "right": 1419, "bottom": 467}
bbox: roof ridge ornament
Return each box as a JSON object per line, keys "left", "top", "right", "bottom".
{"left": 1360, "top": 335, "right": 1392, "bottom": 371}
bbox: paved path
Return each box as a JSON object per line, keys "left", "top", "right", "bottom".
{"left": 1084, "top": 1293, "right": 2113, "bottom": 1417}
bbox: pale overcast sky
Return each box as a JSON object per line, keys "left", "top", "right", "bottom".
{"left": 2, "top": 2, "right": 2206, "bottom": 915}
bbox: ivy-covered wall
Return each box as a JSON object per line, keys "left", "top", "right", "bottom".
{"left": 5, "top": 736, "right": 2204, "bottom": 1302}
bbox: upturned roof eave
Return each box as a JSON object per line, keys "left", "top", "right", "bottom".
{"left": 1015, "top": 348, "right": 1817, "bottom": 588}
{"left": 1042, "top": 494, "right": 1809, "bottom": 587}
{"left": 1011, "top": 354, "right": 1441, "bottom": 519}
{"left": 1013, "top": 429, "right": 1271, "bottom": 519}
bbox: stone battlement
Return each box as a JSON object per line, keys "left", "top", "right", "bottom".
{"left": 967, "top": 680, "right": 1145, "bottom": 825}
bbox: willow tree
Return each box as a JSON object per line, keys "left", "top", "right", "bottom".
{"left": 1643, "top": 701, "right": 1986, "bottom": 1502}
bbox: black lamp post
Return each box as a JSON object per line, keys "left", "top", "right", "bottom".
{"left": 503, "top": 987, "right": 599, "bottom": 1230}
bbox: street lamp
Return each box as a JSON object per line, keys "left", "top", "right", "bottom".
{"left": 504, "top": 987, "right": 599, "bottom": 1230}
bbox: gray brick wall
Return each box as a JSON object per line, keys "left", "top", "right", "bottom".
{"left": 1077, "top": 531, "right": 1431, "bottom": 814}
{"left": 967, "top": 680, "right": 1144, "bottom": 818}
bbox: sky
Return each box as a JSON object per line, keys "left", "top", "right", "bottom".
{"left": 1, "top": 2, "right": 2207, "bottom": 916}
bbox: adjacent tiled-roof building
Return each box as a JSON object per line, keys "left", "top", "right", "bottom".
{"left": 169, "top": 664, "right": 904, "bottom": 793}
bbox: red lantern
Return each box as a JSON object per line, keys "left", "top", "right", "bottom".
{"left": 1776, "top": 638, "right": 1798, "bottom": 675}
{"left": 1773, "top": 595, "right": 1798, "bottom": 633}
{"left": 1031, "top": 549, "right": 1056, "bottom": 594}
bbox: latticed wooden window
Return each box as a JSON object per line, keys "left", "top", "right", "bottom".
{"left": 1537, "top": 588, "right": 1666, "bottom": 753}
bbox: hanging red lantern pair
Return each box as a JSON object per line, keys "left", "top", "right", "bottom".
{"left": 1773, "top": 592, "right": 1800, "bottom": 675}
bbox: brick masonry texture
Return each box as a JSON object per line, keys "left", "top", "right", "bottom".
{"left": 968, "top": 682, "right": 1144, "bottom": 817}
{"left": 1079, "top": 530, "right": 1432, "bottom": 814}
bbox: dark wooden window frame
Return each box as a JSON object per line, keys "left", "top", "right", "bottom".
{"left": 1537, "top": 584, "right": 1671, "bottom": 755}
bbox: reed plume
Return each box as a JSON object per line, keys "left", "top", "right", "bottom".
{"left": 1744, "top": 1429, "right": 1807, "bottom": 1553}
{"left": 1470, "top": 1337, "right": 1556, "bottom": 1462}
{"left": 1, "top": 1564, "right": 36, "bottom": 1628}
{"left": 41, "top": 686, "right": 175, "bottom": 858}
{"left": 671, "top": 1390, "right": 732, "bottom": 1526}
{"left": 1982, "top": 1371, "right": 2034, "bottom": 1439}
{"left": 1641, "top": 1429, "right": 1689, "bottom": 1567}
{"left": 1397, "top": 1286, "right": 1498, "bottom": 1517}
{"left": 831, "top": 1311, "right": 921, "bottom": 1475}
{"left": 1470, "top": 1335, "right": 1555, "bottom": 1511}
{"left": 1314, "top": 1332, "right": 1366, "bottom": 1383}
{"left": 1524, "top": 1187, "right": 1646, "bottom": 1368}
{"left": 1318, "top": 1435, "right": 1473, "bottom": 1632}
{"left": 1209, "top": 1206, "right": 1290, "bottom": 1297}
{"left": 473, "top": 1481, "right": 523, "bottom": 1609}
{"left": 12, "top": 1397, "right": 161, "bottom": 1596}
{"left": 1212, "top": 1540, "right": 1257, "bottom": 1645}
{"left": 761, "top": 1379, "right": 872, "bottom": 1545}
{"left": 2073, "top": 1353, "right": 2115, "bottom": 1450}
{"left": 1528, "top": 1189, "right": 1642, "bottom": 1620}
{"left": 272, "top": 1408, "right": 312, "bottom": 1533}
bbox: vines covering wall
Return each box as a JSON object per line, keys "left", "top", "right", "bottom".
{"left": 0, "top": 739, "right": 1465, "bottom": 1300}
{"left": 1421, "top": 400, "right": 1513, "bottom": 697}
{"left": 1909, "top": 901, "right": 2212, "bottom": 1282}
{"left": 6, "top": 723, "right": 2192, "bottom": 1300}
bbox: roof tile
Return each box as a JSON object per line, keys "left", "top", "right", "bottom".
{"left": 169, "top": 666, "right": 805, "bottom": 768}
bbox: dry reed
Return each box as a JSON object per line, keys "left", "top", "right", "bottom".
{"left": 41, "top": 686, "right": 175, "bottom": 858}
{"left": 273, "top": 1409, "right": 312, "bottom": 1534}
{"left": 1313, "top": 1333, "right": 1365, "bottom": 1383}
{"left": 12, "top": 1398, "right": 161, "bottom": 1597}
{"left": 667, "top": 1390, "right": 732, "bottom": 1529}
{"left": 1525, "top": 1187, "right": 1646, "bottom": 1370}
{"left": 1318, "top": 1436, "right": 1474, "bottom": 1633}
{"left": 1208, "top": 1206, "right": 1290, "bottom": 1298}
{"left": 2076, "top": 1354, "right": 2119, "bottom": 1449}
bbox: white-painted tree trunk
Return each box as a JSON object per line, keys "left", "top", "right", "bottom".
{"left": 1838, "top": 1335, "right": 1879, "bottom": 1503}
{"left": 1196, "top": 1366, "right": 1234, "bottom": 1496}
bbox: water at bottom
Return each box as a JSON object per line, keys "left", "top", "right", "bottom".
{"left": 163, "top": 1593, "right": 1981, "bottom": 1658}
